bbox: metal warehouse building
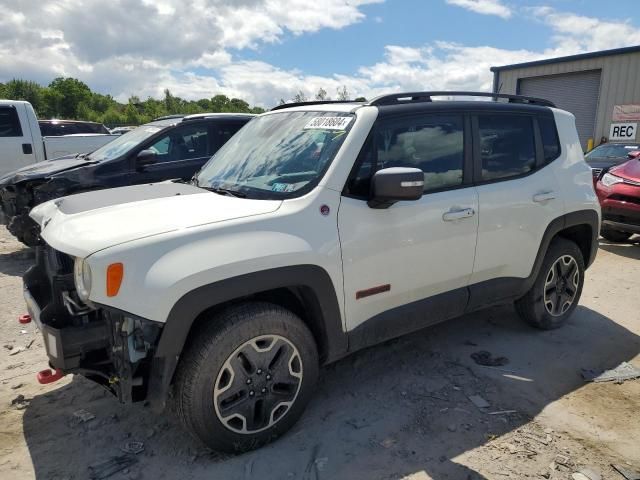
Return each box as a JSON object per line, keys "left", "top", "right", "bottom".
{"left": 491, "top": 45, "right": 640, "bottom": 150}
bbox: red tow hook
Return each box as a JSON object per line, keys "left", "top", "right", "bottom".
{"left": 18, "top": 314, "right": 31, "bottom": 324}
{"left": 37, "top": 368, "right": 65, "bottom": 385}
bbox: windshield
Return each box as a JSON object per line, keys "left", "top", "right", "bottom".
{"left": 195, "top": 111, "right": 354, "bottom": 199}
{"left": 585, "top": 144, "right": 639, "bottom": 161}
{"left": 88, "top": 124, "right": 164, "bottom": 161}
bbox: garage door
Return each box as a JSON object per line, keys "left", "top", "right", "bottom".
{"left": 518, "top": 70, "right": 601, "bottom": 150}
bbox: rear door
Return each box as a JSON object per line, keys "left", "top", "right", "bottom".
{"left": 0, "top": 105, "right": 35, "bottom": 176}
{"left": 468, "top": 111, "right": 562, "bottom": 308}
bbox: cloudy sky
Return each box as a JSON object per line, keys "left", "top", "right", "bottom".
{"left": 1, "top": 0, "right": 639, "bottom": 107}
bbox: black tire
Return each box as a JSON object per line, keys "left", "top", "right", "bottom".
{"left": 600, "top": 227, "right": 632, "bottom": 243}
{"left": 173, "top": 301, "right": 319, "bottom": 453}
{"left": 515, "top": 238, "right": 585, "bottom": 330}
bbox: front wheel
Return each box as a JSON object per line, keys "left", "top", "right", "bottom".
{"left": 173, "top": 302, "right": 319, "bottom": 453}
{"left": 515, "top": 238, "right": 585, "bottom": 330}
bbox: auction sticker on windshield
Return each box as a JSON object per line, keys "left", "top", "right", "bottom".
{"left": 304, "top": 116, "right": 352, "bottom": 130}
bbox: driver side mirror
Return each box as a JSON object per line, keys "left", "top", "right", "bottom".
{"left": 368, "top": 167, "right": 424, "bottom": 209}
{"left": 627, "top": 150, "right": 640, "bottom": 160}
{"left": 136, "top": 149, "right": 157, "bottom": 168}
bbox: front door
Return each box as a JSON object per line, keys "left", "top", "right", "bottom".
{"left": 136, "top": 123, "right": 213, "bottom": 183}
{"left": 338, "top": 113, "right": 478, "bottom": 341}
{"left": 0, "top": 105, "right": 35, "bottom": 176}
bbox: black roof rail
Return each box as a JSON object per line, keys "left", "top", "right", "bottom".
{"left": 270, "top": 100, "right": 363, "bottom": 111}
{"left": 368, "top": 91, "right": 555, "bottom": 108}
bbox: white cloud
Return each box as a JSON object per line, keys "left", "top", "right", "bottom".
{"left": 1, "top": 2, "right": 640, "bottom": 108}
{"left": 530, "top": 7, "right": 640, "bottom": 52}
{"left": 445, "top": 0, "right": 512, "bottom": 19}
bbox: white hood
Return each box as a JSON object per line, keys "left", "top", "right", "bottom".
{"left": 31, "top": 183, "right": 281, "bottom": 257}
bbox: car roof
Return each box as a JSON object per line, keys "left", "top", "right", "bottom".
{"left": 264, "top": 100, "right": 555, "bottom": 118}
{"left": 150, "top": 112, "right": 256, "bottom": 126}
{"left": 268, "top": 91, "right": 557, "bottom": 116}
{"left": 39, "top": 119, "right": 104, "bottom": 125}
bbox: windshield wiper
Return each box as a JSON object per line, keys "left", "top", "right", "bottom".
{"left": 204, "top": 186, "right": 247, "bottom": 198}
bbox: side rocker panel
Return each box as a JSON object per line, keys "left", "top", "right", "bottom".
{"left": 466, "top": 209, "right": 599, "bottom": 311}
{"left": 147, "top": 264, "right": 346, "bottom": 409}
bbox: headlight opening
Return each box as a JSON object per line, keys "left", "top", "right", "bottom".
{"left": 73, "top": 257, "right": 92, "bottom": 301}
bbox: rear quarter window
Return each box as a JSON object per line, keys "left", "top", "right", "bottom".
{"left": 538, "top": 116, "right": 561, "bottom": 163}
{"left": 0, "top": 107, "right": 23, "bottom": 137}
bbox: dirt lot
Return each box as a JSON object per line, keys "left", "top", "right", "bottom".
{"left": 1, "top": 225, "right": 639, "bottom": 480}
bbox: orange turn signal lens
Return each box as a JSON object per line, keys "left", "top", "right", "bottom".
{"left": 106, "top": 263, "right": 124, "bottom": 297}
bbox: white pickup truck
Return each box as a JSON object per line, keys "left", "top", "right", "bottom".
{"left": 0, "top": 100, "right": 118, "bottom": 177}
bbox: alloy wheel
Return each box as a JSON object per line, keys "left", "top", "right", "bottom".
{"left": 543, "top": 255, "right": 580, "bottom": 316}
{"left": 213, "top": 334, "right": 303, "bottom": 434}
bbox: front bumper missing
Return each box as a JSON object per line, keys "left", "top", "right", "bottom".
{"left": 23, "top": 246, "right": 162, "bottom": 403}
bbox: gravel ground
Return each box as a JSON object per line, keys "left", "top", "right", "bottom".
{"left": 1, "top": 225, "right": 639, "bottom": 480}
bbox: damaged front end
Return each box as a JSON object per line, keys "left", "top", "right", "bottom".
{"left": 0, "top": 180, "right": 58, "bottom": 246}
{"left": 23, "top": 245, "right": 163, "bottom": 403}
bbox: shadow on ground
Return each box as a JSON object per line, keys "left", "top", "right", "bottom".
{"left": 0, "top": 247, "right": 34, "bottom": 276}
{"left": 599, "top": 237, "right": 640, "bottom": 260}
{"left": 21, "top": 303, "right": 640, "bottom": 480}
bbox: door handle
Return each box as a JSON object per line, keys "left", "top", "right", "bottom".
{"left": 22, "top": 143, "right": 33, "bottom": 154}
{"left": 443, "top": 208, "right": 475, "bottom": 221}
{"left": 533, "top": 191, "right": 556, "bottom": 203}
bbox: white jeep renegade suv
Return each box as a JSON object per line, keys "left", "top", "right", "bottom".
{"left": 24, "top": 92, "right": 600, "bottom": 452}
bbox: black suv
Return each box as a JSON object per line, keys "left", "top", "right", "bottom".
{"left": 0, "top": 113, "right": 253, "bottom": 246}
{"left": 38, "top": 120, "right": 111, "bottom": 135}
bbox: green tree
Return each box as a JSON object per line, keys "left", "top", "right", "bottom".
{"left": 315, "top": 87, "right": 328, "bottom": 101}
{"left": 47, "top": 77, "right": 92, "bottom": 118}
{"left": 123, "top": 103, "right": 141, "bottom": 125}
{"left": 354, "top": 96, "right": 367, "bottom": 102}
{"left": 0, "top": 77, "right": 265, "bottom": 122}
{"left": 163, "top": 89, "right": 183, "bottom": 113}
{"left": 3, "top": 79, "right": 43, "bottom": 112}
{"left": 210, "top": 94, "right": 230, "bottom": 112}
{"left": 101, "top": 106, "right": 125, "bottom": 126}
{"left": 292, "top": 90, "right": 308, "bottom": 102}
{"left": 336, "top": 85, "right": 349, "bottom": 101}
{"left": 76, "top": 102, "right": 99, "bottom": 122}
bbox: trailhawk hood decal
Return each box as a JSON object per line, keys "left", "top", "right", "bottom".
{"left": 31, "top": 182, "right": 282, "bottom": 257}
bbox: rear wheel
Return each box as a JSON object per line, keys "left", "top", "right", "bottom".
{"left": 600, "top": 227, "right": 632, "bottom": 243}
{"left": 173, "top": 302, "right": 319, "bottom": 453}
{"left": 515, "top": 238, "right": 585, "bottom": 330}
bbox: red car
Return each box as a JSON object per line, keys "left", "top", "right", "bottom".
{"left": 595, "top": 154, "right": 640, "bottom": 242}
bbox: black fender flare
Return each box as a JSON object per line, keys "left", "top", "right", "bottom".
{"left": 146, "top": 264, "right": 346, "bottom": 410}
{"left": 466, "top": 209, "right": 599, "bottom": 310}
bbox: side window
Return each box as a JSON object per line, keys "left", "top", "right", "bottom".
{"left": 346, "top": 114, "right": 465, "bottom": 197}
{"left": 0, "top": 107, "right": 23, "bottom": 137}
{"left": 39, "top": 123, "right": 53, "bottom": 136}
{"left": 216, "top": 122, "right": 244, "bottom": 147}
{"left": 147, "top": 125, "right": 210, "bottom": 162}
{"left": 538, "top": 116, "right": 560, "bottom": 163}
{"left": 345, "top": 135, "right": 375, "bottom": 197}
{"left": 478, "top": 115, "right": 535, "bottom": 181}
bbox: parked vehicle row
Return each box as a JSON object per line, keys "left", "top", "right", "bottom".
{"left": 38, "top": 119, "right": 111, "bottom": 136}
{"left": 0, "top": 101, "right": 119, "bottom": 177}
{"left": 585, "top": 142, "right": 640, "bottom": 181}
{"left": 0, "top": 113, "right": 253, "bottom": 245}
{"left": 595, "top": 155, "right": 640, "bottom": 242}
{"left": 20, "top": 92, "right": 601, "bottom": 453}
